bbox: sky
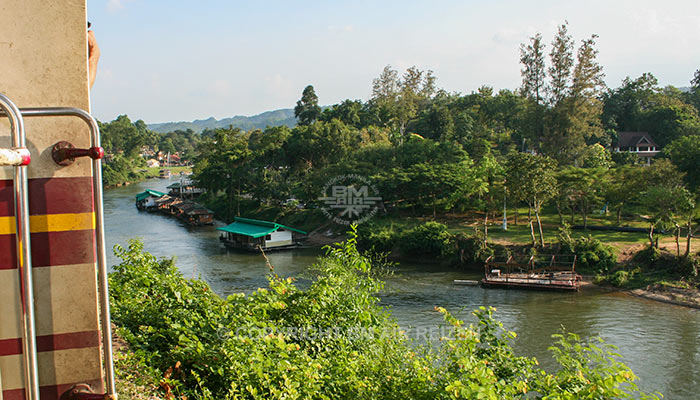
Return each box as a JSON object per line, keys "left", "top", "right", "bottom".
{"left": 88, "top": 0, "right": 700, "bottom": 124}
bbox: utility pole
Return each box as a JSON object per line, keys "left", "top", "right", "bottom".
{"left": 502, "top": 192, "right": 508, "bottom": 231}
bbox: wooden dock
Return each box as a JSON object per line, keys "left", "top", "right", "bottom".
{"left": 481, "top": 255, "right": 581, "bottom": 291}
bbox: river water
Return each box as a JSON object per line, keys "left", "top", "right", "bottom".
{"left": 105, "top": 178, "right": 700, "bottom": 399}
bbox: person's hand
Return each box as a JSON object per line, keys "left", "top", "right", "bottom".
{"left": 88, "top": 30, "right": 100, "bottom": 88}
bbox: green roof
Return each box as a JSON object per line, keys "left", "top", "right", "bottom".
{"left": 217, "top": 217, "right": 306, "bottom": 238}
{"left": 135, "top": 189, "right": 167, "bottom": 202}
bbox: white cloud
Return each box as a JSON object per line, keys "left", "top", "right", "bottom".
{"left": 107, "top": 0, "right": 135, "bottom": 13}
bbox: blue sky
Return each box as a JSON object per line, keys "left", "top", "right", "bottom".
{"left": 88, "top": 0, "right": 700, "bottom": 123}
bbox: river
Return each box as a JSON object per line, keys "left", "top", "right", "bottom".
{"left": 104, "top": 177, "right": 700, "bottom": 399}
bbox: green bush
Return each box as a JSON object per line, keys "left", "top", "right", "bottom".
{"left": 455, "top": 233, "right": 491, "bottom": 264}
{"left": 356, "top": 223, "right": 401, "bottom": 253}
{"left": 560, "top": 233, "right": 617, "bottom": 273}
{"left": 110, "top": 234, "right": 660, "bottom": 400}
{"left": 398, "top": 221, "right": 454, "bottom": 257}
{"left": 608, "top": 267, "right": 642, "bottom": 287}
{"left": 632, "top": 246, "right": 662, "bottom": 268}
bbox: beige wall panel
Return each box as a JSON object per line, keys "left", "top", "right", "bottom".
{"left": 33, "top": 263, "right": 100, "bottom": 336}
{"left": 0, "top": 355, "right": 24, "bottom": 390}
{"left": 0, "top": 0, "right": 91, "bottom": 180}
{"left": 0, "top": 270, "right": 23, "bottom": 340}
{"left": 0, "top": 347, "right": 102, "bottom": 390}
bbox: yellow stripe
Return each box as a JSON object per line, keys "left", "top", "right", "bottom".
{"left": 0, "top": 213, "right": 95, "bottom": 235}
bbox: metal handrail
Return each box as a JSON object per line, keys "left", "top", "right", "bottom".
{"left": 0, "top": 107, "right": 116, "bottom": 398}
{"left": 0, "top": 93, "right": 40, "bottom": 400}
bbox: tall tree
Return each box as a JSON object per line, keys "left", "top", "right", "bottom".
{"left": 568, "top": 34, "right": 606, "bottom": 144}
{"left": 690, "top": 68, "right": 700, "bottom": 112}
{"left": 294, "top": 85, "right": 321, "bottom": 125}
{"left": 542, "top": 23, "right": 575, "bottom": 160}
{"left": 547, "top": 23, "right": 574, "bottom": 106}
{"left": 601, "top": 73, "right": 659, "bottom": 131}
{"left": 520, "top": 33, "right": 547, "bottom": 105}
{"left": 664, "top": 135, "right": 700, "bottom": 192}
{"left": 506, "top": 152, "right": 558, "bottom": 247}
{"left": 370, "top": 65, "right": 400, "bottom": 128}
{"left": 520, "top": 33, "right": 547, "bottom": 150}
{"left": 370, "top": 65, "right": 437, "bottom": 143}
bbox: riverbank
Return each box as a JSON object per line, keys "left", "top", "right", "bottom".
{"left": 104, "top": 165, "right": 192, "bottom": 188}
{"left": 628, "top": 284, "right": 700, "bottom": 309}
{"left": 103, "top": 178, "right": 700, "bottom": 398}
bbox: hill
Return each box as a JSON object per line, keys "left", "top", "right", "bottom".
{"left": 148, "top": 108, "right": 296, "bottom": 133}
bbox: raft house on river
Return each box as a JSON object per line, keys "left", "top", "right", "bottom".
{"left": 135, "top": 189, "right": 214, "bottom": 226}
{"left": 135, "top": 189, "right": 167, "bottom": 210}
{"left": 218, "top": 217, "right": 307, "bottom": 251}
{"left": 481, "top": 254, "right": 581, "bottom": 291}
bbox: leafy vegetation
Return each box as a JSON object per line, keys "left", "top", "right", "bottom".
{"left": 110, "top": 236, "right": 660, "bottom": 399}
{"left": 187, "top": 30, "right": 700, "bottom": 269}
{"left": 100, "top": 23, "right": 700, "bottom": 287}
{"left": 99, "top": 115, "right": 201, "bottom": 186}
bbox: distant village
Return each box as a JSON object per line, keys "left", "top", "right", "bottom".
{"left": 139, "top": 147, "right": 189, "bottom": 169}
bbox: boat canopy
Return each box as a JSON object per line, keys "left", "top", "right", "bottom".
{"left": 135, "top": 189, "right": 166, "bottom": 202}
{"left": 217, "top": 217, "right": 306, "bottom": 238}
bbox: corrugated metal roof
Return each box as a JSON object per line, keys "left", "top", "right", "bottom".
{"left": 217, "top": 217, "right": 306, "bottom": 238}
{"left": 135, "top": 189, "right": 167, "bottom": 202}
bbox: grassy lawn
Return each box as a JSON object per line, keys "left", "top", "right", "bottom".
{"left": 143, "top": 165, "right": 192, "bottom": 178}
{"left": 358, "top": 206, "right": 662, "bottom": 252}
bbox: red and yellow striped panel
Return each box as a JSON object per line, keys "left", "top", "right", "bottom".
{"left": 0, "top": 177, "right": 103, "bottom": 399}
{"left": 0, "top": 177, "right": 96, "bottom": 269}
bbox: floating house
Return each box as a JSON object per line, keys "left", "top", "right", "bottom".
{"left": 167, "top": 178, "right": 204, "bottom": 198}
{"left": 135, "top": 189, "right": 166, "bottom": 210}
{"left": 218, "top": 217, "right": 307, "bottom": 251}
{"left": 159, "top": 169, "right": 171, "bottom": 179}
{"left": 481, "top": 254, "right": 581, "bottom": 291}
{"left": 171, "top": 201, "right": 214, "bottom": 226}
{"left": 154, "top": 195, "right": 183, "bottom": 214}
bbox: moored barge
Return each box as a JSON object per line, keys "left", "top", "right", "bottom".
{"left": 481, "top": 254, "right": 581, "bottom": 291}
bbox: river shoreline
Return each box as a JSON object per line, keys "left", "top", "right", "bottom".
{"left": 307, "top": 231, "right": 700, "bottom": 310}
{"left": 627, "top": 284, "right": 700, "bottom": 309}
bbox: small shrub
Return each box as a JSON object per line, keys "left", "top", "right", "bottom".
{"left": 455, "top": 233, "right": 498, "bottom": 264}
{"left": 560, "top": 234, "right": 617, "bottom": 273}
{"left": 356, "top": 223, "right": 400, "bottom": 253}
{"left": 398, "top": 221, "right": 455, "bottom": 257}
{"left": 632, "top": 246, "right": 662, "bottom": 268}
{"left": 608, "top": 267, "right": 641, "bottom": 287}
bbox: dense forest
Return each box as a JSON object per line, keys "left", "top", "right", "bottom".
{"left": 192, "top": 24, "right": 700, "bottom": 254}
{"left": 100, "top": 23, "right": 700, "bottom": 279}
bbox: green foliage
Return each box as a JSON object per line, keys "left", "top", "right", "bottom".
{"left": 110, "top": 237, "right": 658, "bottom": 400}
{"left": 539, "top": 331, "right": 659, "bottom": 399}
{"left": 398, "top": 221, "right": 455, "bottom": 257}
{"left": 102, "top": 155, "right": 147, "bottom": 187}
{"left": 294, "top": 85, "right": 321, "bottom": 126}
{"left": 454, "top": 232, "right": 494, "bottom": 264}
{"left": 663, "top": 135, "right": 700, "bottom": 191}
{"left": 608, "top": 268, "right": 641, "bottom": 287}
{"left": 610, "top": 150, "right": 638, "bottom": 166}
{"left": 559, "top": 232, "right": 617, "bottom": 273}
{"left": 356, "top": 223, "right": 401, "bottom": 253}
{"left": 632, "top": 246, "right": 663, "bottom": 267}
